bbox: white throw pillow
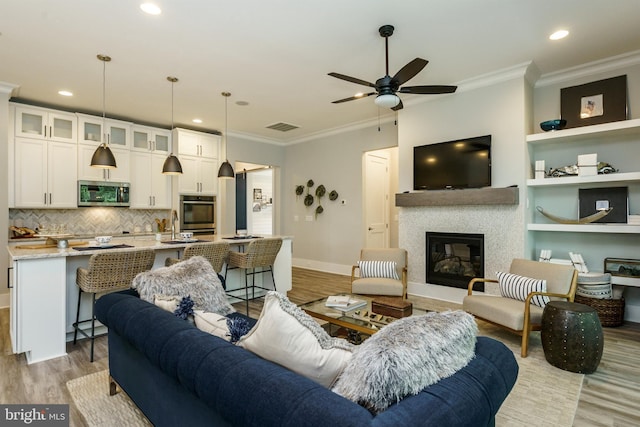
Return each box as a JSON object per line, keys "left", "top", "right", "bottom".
{"left": 194, "top": 310, "right": 231, "bottom": 341}
{"left": 237, "top": 292, "right": 354, "bottom": 388}
{"left": 497, "top": 271, "right": 550, "bottom": 307}
{"left": 358, "top": 260, "right": 399, "bottom": 280}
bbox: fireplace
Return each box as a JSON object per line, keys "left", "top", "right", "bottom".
{"left": 426, "top": 232, "right": 485, "bottom": 291}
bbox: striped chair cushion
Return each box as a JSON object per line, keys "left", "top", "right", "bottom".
{"left": 358, "top": 261, "right": 399, "bottom": 280}
{"left": 496, "top": 271, "right": 550, "bottom": 308}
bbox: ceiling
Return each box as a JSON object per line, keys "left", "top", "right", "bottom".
{"left": 1, "top": 0, "right": 638, "bottom": 144}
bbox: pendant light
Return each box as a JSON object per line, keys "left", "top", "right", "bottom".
{"left": 90, "top": 54, "right": 117, "bottom": 169}
{"left": 217, "top": 92, "right": 235, "bottom": 179}
{"left": 162, "top": 76, "right": 183, "bottom": 175}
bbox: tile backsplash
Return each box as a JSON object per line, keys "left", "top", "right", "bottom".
{"left": 9, "top": 208, "right": 172, "bottom": 236}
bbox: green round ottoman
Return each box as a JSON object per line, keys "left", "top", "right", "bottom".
{"left": 541, "top": 301, "right": 603, "bottom": 374}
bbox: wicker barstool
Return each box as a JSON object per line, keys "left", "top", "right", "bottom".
{"left": 165, "top": 241, "right": 230, "bottom": 287}
{"left": 74, "top": 249, "right": 155, "bottom": 361}
{"left": 226, "top": 238, "right": 282, "bottom": 314}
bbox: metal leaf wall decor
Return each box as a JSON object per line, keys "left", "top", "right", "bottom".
{"left": 294, "top": 179, "right": 339, "bottom": 217}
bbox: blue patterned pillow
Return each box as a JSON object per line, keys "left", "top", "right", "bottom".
{"left": 497, "top": 271, "right": 550, "bottom": 307}
{"left": 358, "top": 261, "right": 399, "bottom": 280}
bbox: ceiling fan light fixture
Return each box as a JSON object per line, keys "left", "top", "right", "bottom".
{"left": 375, "top": 93, "right": 400, "bottom": 108}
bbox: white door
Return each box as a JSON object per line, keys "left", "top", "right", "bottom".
{"left": 364, "top": 151, "right": 389, "bottom": 248}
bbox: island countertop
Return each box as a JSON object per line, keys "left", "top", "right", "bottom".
{"left": 8, "top": 234, "right": 293, "bottom": 261}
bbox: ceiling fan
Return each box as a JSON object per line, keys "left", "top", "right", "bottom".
{"left": 329, "top": 25, "right": 457, "bottom": 111}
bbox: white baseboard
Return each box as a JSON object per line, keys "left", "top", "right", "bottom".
{"left": 0, "top": 292, "right": 9, "bottom": 309}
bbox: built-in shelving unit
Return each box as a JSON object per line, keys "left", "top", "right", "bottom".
{"left": 526, "top": 118, "right": 640, "bottom": 287}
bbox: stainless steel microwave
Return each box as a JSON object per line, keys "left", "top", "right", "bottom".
{"left": 78, "top": 180, "right": 130, "bottom": 207}
{"left": 180, "top": 195, "right": 215, "bottom": 233}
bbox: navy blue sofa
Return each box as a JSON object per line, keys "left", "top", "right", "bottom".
{"left": 95, "top": 291, "right": 518, "bottom": 427}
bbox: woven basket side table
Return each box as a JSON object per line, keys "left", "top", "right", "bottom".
{"left": 541, "top": 301, "right": 603, "bottom": 374}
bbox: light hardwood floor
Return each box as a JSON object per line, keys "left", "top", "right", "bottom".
{"left": 1, "top": 267, "right": 638, "bottom": 426}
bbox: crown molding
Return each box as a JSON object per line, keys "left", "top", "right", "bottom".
{"left": 287, "top": 114, "right": 397, "bottom": 145}
{"left": 536, "top": 50, "right": 640, "bottom": 87}
{"left": 0, "top": 81, "right": 19, "bottom": 96}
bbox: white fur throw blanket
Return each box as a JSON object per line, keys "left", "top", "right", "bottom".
{"left": 131, "top": 256, "right": 235, "bottom": 316}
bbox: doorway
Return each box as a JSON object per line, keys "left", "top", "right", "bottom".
{"left": 235, "top": 162, "right": 274, "bottom": 235}
{"left": 363, "top": 147, "right": 399, "bottom": 248}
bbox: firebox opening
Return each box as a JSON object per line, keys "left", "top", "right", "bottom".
{"left": 426, "top": 232, "right": 485, "bottom": 292}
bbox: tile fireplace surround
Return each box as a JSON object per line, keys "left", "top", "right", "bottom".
{"left": 399, "top": 203, "right": 524, "bottom": 299}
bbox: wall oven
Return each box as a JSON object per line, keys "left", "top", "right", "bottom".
{"left": 180, "top": 195, "right": 216, "bottom": 234}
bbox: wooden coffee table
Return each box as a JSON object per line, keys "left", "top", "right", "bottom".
{"left": 300, "top": 294, "right": 429, "bottom": 342}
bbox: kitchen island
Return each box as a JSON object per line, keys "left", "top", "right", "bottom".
{"left": 7, "top": 235, "right": 292, "bottom": 364}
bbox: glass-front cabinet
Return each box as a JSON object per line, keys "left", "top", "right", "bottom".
{"left": 132, "top": 125, "right": 171, "bottom": 154}
{"left": 14, "top": 105, "right": 76, "bottom": 143}
{"left": 77, "top": 113, "right": 131, "bottom": 148}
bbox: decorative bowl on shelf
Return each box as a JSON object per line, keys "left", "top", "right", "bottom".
{"left": 540, "top": 119, "right": 567, "bottom": 132}
{"left": 95, "top": 235, "right": 112, "bottom": 245}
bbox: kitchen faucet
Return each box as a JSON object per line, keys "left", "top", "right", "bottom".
{"left": 171, "top": 210, "right": 178, "bottom": 240}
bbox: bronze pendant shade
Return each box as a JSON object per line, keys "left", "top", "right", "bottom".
{"left": 90, "top": 143, "right": 117, "bottom": 168}
{"left": 163, "top": 76, "right": 183, "bottom": 175}
{"left": 162, "top": 153, "right": 183, "bottom": 175}
{"left": 91, "top": 54, "right": 118, "bottom": 169}
{"left": 218, "top": 92, "right": 235, "bottom": 179}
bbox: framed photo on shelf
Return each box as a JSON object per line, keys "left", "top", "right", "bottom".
{"left": 560, "top": 75, "right": 628, "bottom": 129}
{"left": 578, "top": 186, "right": 628, "bottom": 223}
{"left": 604, "top": 257, "right": 640, "bottom": 278}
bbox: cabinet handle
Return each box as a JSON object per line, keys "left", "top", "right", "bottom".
{"left": 7, "top": 267, "right": 13, "bottom": 289}
{"left": 49, "top": 193, "right": 52, "bottom": 205}
{"left": 153, "top": 196, "right": 156, "bottom": 206}
{"left": 44, "top": 193, "right": 47, "bottom": 204}
{"left": 44, "top": 126, "right": 47, "bottom": 138}
{"left": 49, "top": 126, "right": 52, "bottom": 138}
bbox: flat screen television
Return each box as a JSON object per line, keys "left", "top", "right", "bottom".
{"left": 413, "top": 135, "right": 491, "bottom": 190}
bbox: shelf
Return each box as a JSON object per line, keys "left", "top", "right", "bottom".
{"left": 527, "top": 118, "right": 640, "bottom": 145}
{"left": 610, "top": 275, "right": 640, "bottom": 288}
{"left": 527, "top": 171, "right": 640, "bottom": 187}
{"left": 395, "top": 187, "right": 519, "bottom": 207}
{"left": 527, "top": 223, "right": 640, "bottom": 233}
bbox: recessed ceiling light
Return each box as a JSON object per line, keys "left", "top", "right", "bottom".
{"left": 58, "top": 90, "right": 73, "bottom": 97}
{"left": 549, "top": 30, "right": 569, "bottom": 40}
{"left": 192, "top": 118, "right": 202, "bottom": 124}
{"left": 140, "top": 3, "right": 162, "bottom": 15}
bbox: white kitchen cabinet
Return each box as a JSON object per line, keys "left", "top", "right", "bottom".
{"left": 526, "top": 118, "right": 640, "bottom": 285}
{"left": 173, "top": 128, "right": 219, "bottom": 195}
{"left": 130, "top": 151, "right": 172, "bottom": 209}
{"left": 14, "top": 137, "right": 78, "bottom": 208}
{"left": 78, "top": 144, "right": 130, "bottom": 182}
{"left": 132, "top": 125, "right": 171, "bottom": 154}
{"left": 77, "top": 113, "right": 132, "bottom": 148}
{"left": 10, "top": 257, "right": 67, "bottom": 364}
{"left": 14, "top": 104, "right": 77, "bottom": 143}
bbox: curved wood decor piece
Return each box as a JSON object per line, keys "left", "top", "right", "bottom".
{"left": 536, "top": 206, "right": 612, "bottom": 224}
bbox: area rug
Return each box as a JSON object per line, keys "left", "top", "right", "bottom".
{"left": 67, "top": 328, "right": 583, "bottom": 427}
{"left": 66, "top": 370, "right": 151, "bottom": 426}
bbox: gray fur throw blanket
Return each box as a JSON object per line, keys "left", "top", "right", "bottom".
{"left": 332, "top": 310, "right": 477, "bottom": 413}
{"left": 131, "top": 255, "right": 235, "bottom": 316}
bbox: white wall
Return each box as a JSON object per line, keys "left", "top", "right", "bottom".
{"left": 0, "top": 83, "right": 16, "bottom": 306}
{"left": 397, "top": 75, "right": 529, "bottom": 302}
{"left": 283, "top": 121, "right": 398, "bottom": 274}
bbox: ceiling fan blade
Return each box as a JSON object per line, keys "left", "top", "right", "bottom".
{"left": 398, "top": 85, "right": 458, "bottom": 94}
{"left": 391, "top": 99, "right": 404, "bottom": 111}
{"left": 392, "top": 58, "right": 428, "bottom": 85}
{"left": 328, "top": 72, "right": 376, "bottom": 88}
{"left": 331, "top": 92, "right": 376, "bottom": 104}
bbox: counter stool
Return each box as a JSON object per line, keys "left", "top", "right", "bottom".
{"left": 165, "top": 241, "right": 230, "bottom": 288}
{"left": 541, "top": 300, "right": 603, "bottom": 374}
{"left": 226, "top": 238, "right": 282, "bottom": 314}
{"left": 74, "top": 249, "right": 155, "bottom": 361}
